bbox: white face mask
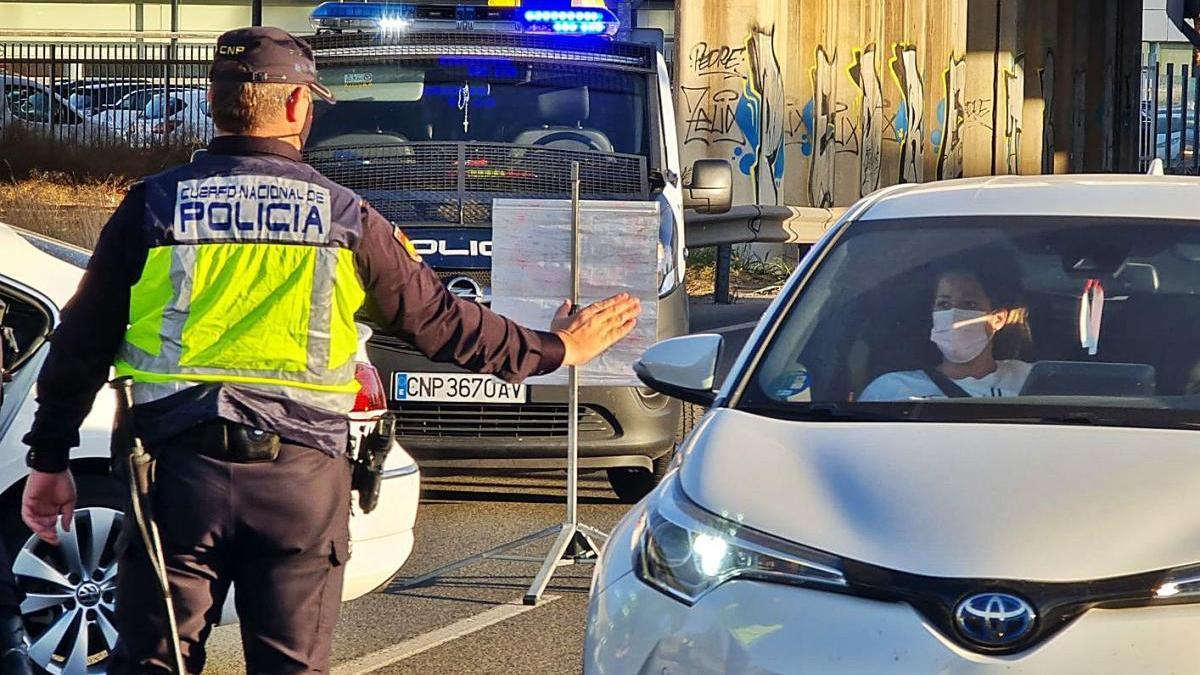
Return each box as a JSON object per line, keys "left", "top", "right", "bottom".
{"left": 930, "top": 309, "right": 991, "bottom": 364}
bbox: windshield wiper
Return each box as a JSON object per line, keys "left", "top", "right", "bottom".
{"left": 742, "top": 402, "right": 908, "bottom": 423}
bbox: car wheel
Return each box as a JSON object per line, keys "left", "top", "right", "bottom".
{"left": 607, "top": 403, "right": 701, "bottom": 504}
{"left": 6, "top": 475, "right": 124, "bottom": 675}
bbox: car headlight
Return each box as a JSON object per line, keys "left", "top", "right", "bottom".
{"left": 634, "top": 476, "right": 846, "bottom": 604}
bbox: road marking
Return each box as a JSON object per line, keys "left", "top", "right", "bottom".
{"left": 331, "top": 595, "right": 559, "bottom": 674}
{"left": 708, "top": 320, "right": 760, "bottom": 335}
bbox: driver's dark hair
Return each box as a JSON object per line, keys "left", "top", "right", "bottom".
{"left": 929, "top": 245, "right": 1024, "bottom": 311}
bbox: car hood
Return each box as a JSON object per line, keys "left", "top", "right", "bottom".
{"left": 679, "top": 408, "right": 1200, "bottom": 582}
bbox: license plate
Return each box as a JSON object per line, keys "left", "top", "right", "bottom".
{"left": 392, "top": 373, "right": 528, "bottom": 403}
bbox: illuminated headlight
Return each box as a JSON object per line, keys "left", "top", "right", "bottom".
{"left": 635, "top": 477, "right": 846, "bottom": 605}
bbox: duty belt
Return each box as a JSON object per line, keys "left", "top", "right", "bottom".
{"left": 195, "top": 420, "right": 281, "bottom": 463}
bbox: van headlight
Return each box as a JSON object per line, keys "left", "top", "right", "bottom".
{"left": 634, "top": 477, "right": 846, "bottom": 605}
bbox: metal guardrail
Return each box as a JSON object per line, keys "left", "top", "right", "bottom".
{"left": 684, "top": 205, "right": 845, "bottom": 304}
{"left": 684, "top": 205, "right": 845, "bottom": 248}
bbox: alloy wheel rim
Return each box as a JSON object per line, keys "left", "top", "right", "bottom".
{"left": 14, "top": 507, "right": 123, "bottom": 675}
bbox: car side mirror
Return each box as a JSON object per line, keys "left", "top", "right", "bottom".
{"left": 683, "top": 159, "right": 733, "bottom": 215}
{"left": 633, "top": 334, "right": 723, "bottom": 406}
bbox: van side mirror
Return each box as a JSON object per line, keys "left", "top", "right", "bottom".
{"left": 633, "top": 334, "right": 724, "bottom": 406}
{"left": 683, "top": 159, "right": 733, "bottom": 215}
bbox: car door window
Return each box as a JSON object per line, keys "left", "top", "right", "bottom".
{"left": 6, "top": 86, "right": 53, "bottom": 124}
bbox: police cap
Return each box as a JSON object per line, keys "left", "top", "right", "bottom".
{"left": 210, "top": 26, "right": 336, "bottom": 103}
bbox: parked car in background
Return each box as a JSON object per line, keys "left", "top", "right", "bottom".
{"left": 125, "top": 87, "right": 214, "bottom": 146}
{"left": 92, "top": 86, "right": 159, "bottom": 131}
{"left": 60, "top": 79, "right": 153, "bottom": 117}
{"left": 588, "top": 174, "right": 1200, "bottom": 673}
{"left": 1, "top": 223, "right": 420, "bottom": 675}
{"left": 0, "top": 75, "right": 117, "bottom": 144}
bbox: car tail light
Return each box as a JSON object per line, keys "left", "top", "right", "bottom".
{"left": 353, "top": 362, "right": 388, "bottom": 413}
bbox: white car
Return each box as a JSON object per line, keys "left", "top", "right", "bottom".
{"left": 0, "top": 223, "right": 419, "bottom": 674}
{"left": 587, "top": 174, "right": 1200, "bottom": 673}
{"left": 1, "top": 75, "right": 118, "bottom": 146}
{"left": 125, "top": 88, "right": 214, "bottom": 147}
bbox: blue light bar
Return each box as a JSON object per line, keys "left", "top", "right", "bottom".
{"left": 522, "top": 7, "right": 618, "bottom": 36}
{"left": 310, "top": 2, "right": 618, "bottom": 37}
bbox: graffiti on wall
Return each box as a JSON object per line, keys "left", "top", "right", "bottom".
{"left": 849, "top": 44, "right": 884, "bottom": 197}
{"left": 1040, "top": 50, "right": 1055, "bottom": 174}
{"left": 933, "top": 54, "right": 966, "bottom": 181}
{"left": 889, "top": 43, "right": 924, "bottom": 184}
{"left": 680, "top": 27, "right": 785, "bottom": 205}
{"left": 681, "top": 42, "right": 747, "bottom": 146}
{"left": 1004, "top": 56, "right": 1025, "bottom": 174}
{"left": 809, "top": 45, "right": 837, "bottom": 207}
{"left": 736, "top": 25, "right": 787, "bottom": 205}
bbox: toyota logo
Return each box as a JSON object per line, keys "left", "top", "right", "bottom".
{"left": 954, "top": 592, "right": 1036, "bottom": 646}
{"left": 445, "top": 276, "right": 485, "bottom": 303}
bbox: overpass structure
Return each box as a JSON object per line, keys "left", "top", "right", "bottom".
{"left": 674, "top": 0, "right": 1144, "bottom": 210}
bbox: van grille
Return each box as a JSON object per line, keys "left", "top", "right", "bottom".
{"left": 304, "top": 141, "right": 649, "bottom": 225}
{"left": 392, "top": 403, "right": 616, "bottom": 438}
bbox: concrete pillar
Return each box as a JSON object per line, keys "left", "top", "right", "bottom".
{"left": 674, "top": 0, "right": 790, "bottom": 207}
{"left": 1019, "top": 0, "right": 1057, "bottom": 174}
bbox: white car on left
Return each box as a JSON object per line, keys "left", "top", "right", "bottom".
{"left": 0, "top": 222, "right": 420, "bottom": 675}
{"left": 0, "top": 75, "right": 119, "bottom": 146}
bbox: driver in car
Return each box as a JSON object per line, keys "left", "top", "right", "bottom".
{"left": 859, "top": 263, "right": 1031, "bottom": 401}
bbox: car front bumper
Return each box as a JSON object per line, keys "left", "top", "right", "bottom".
{"left": 585, "top": 507, "right": 1200, "bottom": 674}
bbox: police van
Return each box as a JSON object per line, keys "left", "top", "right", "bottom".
{"left": 303, "top": 0, "right": 732, "bottom": 502}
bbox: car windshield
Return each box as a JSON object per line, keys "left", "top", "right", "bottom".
{"left": 310, "top": 58, "right": 650, "bottom": 157}
{"left": 742, "top": 216, "right": 1200, "bottom": 429}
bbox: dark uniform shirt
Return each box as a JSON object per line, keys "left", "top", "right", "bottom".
{"left": 23, "top": 136, "right": 565, "bottom": 472}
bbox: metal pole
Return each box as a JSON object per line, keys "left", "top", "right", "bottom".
{"left": 171, "top": 0, "right": 180, "bottom": 32}
{"left": 715, "top": 243, "right": 732, "bottom": 304}
{"left": 252, "top": 0, "right": 263, "bottom": 27}
{"left": 568, "top": 162, "right": 581, "bottom": 527}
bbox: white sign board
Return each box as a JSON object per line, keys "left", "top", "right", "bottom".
{"left": 491, "top": 199, "right": 660, "bottom": 386}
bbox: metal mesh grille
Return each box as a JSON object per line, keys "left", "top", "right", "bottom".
{"left": 304, "top": 142, "right": 648, "bottom": 225}
{"left": 304, "top": 31, "right": 655, "bottom": 71}
{"left": 392, "top": 403, "right": 615, "bottom": 438}
{"left": 436, "top": 269, "right": 491, "bottom": 287}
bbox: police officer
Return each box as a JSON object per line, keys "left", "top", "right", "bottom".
{"left": 19, "top": 27, "right": 641, "bottom": 674}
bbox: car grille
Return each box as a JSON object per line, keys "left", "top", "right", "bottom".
{"left": 303, "top": 141, "right": 649, "bottom": 225}
{"left": 392, "top": 403, "right": 616, "bottom": 438}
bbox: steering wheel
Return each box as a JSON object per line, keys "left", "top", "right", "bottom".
{"left": 529, "top": 131, "right": 609, "bottom": 153}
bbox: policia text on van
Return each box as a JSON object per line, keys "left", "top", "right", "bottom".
{"left": 19, "top": 26, "right": 640, "bottom": 674}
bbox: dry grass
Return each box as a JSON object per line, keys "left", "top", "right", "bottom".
{"left": 686, "top": 245, "right": 797, "bottom": 301}
{"left": 0, "top": 124, "right": 192, "bottom": 247}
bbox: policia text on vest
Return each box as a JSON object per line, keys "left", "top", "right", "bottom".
{"left": 176, "top": 176, "right": 332, "bottom": 241}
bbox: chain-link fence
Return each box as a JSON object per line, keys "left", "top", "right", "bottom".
{"left": 0, "top": 39, "right": 216, "bottom": 149}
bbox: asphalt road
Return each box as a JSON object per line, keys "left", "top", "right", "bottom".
{"left": 199, "top": 296, "right": 774, "bottom": 675}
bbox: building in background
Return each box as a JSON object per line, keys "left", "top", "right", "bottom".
{"left": 1144, "top": 0, "right": 1195, "bottom": 67}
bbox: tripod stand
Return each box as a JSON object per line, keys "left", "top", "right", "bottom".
{"left": 396, "top": 162, "right": 606, "bottom": 606}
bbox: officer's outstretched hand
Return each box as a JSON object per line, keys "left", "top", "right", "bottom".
{"left": 22, "top": 469, "right": 76, "bottom": 546}
{"left": 551, "top": 292, "right": 642, "bottom": 367}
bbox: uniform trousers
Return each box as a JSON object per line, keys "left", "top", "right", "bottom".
{"left": 107, "top": 429, "right": 352, "bottom": 674}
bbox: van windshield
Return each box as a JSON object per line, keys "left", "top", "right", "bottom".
{"left": 742, "top": 216, "right": 1200, "bottom": 429}
{"left": 310, "top": 58, "right": 649, "bottom": 157}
